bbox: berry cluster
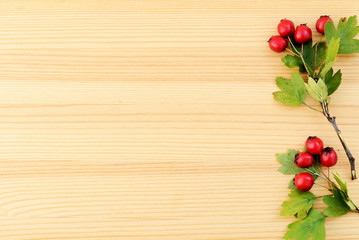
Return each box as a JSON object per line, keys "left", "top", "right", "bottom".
{"left": 277, "top": 135, "right": 359, "bottom": 239}
{"left": 294, "top": 136, "right": 337, "bottom": 191}
{"left": 268, "top": 16, "right": 332, "bottom": 53}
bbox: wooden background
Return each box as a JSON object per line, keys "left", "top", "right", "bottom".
{"left": 1, "top": 0, "right": 359, "bottom": 239}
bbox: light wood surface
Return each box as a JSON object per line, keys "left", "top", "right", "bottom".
{"left": 1, "top": 0, "right": 359, "bottom": 239}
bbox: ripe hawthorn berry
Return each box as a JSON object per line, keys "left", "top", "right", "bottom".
{"left": 305, "top": 136, "right": 324, "bottom": 155}
{"left": 277, "top": 19, "right": 295, "bottom": 37}
{"left": 295, "top": 172, "right": 314, "bottom": 191}
{"left": 268, "top": 35, "right": 287, "bottom": 53}
{"left": 294, "top": 24, "right": 312, "bottom": 44}
{"left": 316, "top": 15, "right": 332, "bottom": 34}
{"left": 320, "top": 147, "right": 338, "bottom": 167}
{"left": 295, "top": 152, "right": 314, "bottom": 168}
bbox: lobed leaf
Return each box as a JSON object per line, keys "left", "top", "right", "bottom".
{"left": 324, "top": 68, "right": 342, "bottom": 95}
{"left": 323, "top": 189, "right": 350, "bottom": 217}
{"left": 281, "top": 190, "right": 317, "bottom": 219}
{"left": 273, "top": 72, "right": 306, "bottom": 106}
{"left": 325, "top": 15, "right": 359, "bottom": 54}
{"left": 281, "top": 55, "right": 306, "bottom": 73}
{"left": 284, "top": 208, "right": 326, "bottom": 240}
{"left": 305, "top": 78, "right": 328, "bottom": 102}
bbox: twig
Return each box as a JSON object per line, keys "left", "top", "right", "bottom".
{"left": 320, "top": 100, "right": 357, "bottom": 180}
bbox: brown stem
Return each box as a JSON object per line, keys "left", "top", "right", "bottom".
{"left": 320, "top": 101, "right": 357, "bottom": 180}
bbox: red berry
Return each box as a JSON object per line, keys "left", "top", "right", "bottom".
{"left": 295, "top": 172, "right": 314, "bottom": 191}
{"left": 305, "top": 136, "right": 324, "bottom": 155}
{"left": 316, "top": 15, "right": 332, "bottom": 34}
{"left": 294, "top": 24, "right": 312, "bottom": 44}
{"left": 277, "top": 19, "right": 295, "bottom": 37}
{"left": 295, "top": 152, "right": 314, "bottom": 168}
{"left": 268, "top": 35, "right": 287, "bottom": 53}
{"left": 320, "top": 147, "right": 338, "bottom": 167}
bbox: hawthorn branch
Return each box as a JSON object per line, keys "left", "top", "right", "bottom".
{"left": 320, "top": 100, "right": 357, "bottom": 180}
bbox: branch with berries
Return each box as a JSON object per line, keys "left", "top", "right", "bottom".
{"left": 269, "top": 15, "right": 359, "bottom": 180}
{"left": 278, "top": 136, "right": 359, "bottom": 240}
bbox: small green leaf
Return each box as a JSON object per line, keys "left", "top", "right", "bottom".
{"left": 332, "top": 172, "right": 348, "bottom": 195}
{"left": 320, "top": 37, "right": 340, "bottom": 77}
{"left": 282, "top": 55, "right": 306, "bottom": 73}
{"left": 332, "top": 172, "right": 358, "bottom": 210}
{"left": 325, "top": 15, "right": 359, "bottom": 54}
{"left": 324, "top": 69, "right": 342, "bottom": 95}
{"left": 281, "top": 190, "right": 317, "bottom": 219}
{"left": 323, "top": 189, "right": 350, "bottom": 217}
{"left": 305, "top": 78, "right": 328, "bottom": 102}
{"left": 284, "top": 208, "right": 326, "bottom": 240}
{"left": 273, "top": 72, "right": 306, "bottom": 106}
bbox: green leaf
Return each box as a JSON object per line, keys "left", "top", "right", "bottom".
{"left": 277, "top": 149, "right": 300, "bottom": 175}
{"left": 325, "top": 15, "right": 359, "bottom": 54}
{"left": 326, "top": 38, "right": 340, "bottom": 62}
{"left": 275, "top": 77, "right": 291, "bottom": 91}
{"left": 320, "top": 37, "right": 340, "bottom": 77}
{"left": 288, "top": 40, "right": 327, "bottom": 76}
{"left": 324, "top": 19, "right": 336, "bottom": 41}
{"left": 281, "top": 190, "right": 317, "bottom": 219}
{"left": 324, "top": 69, "right": 342, "bottom": 95}
{"left": 289, "top": 178, "right": 297, "bottom": 190}
{"left": 332, "top": 172, "right": 358, "bottom": 210}
{"left": 323, "top": 189, "right": 350, "bottom": 217}
{"left": 305, "top": 78, "right": 328, "bottom": 102}
{"left": 284, "top": 208, "right": 326, "bottom": 240}
{"left": 332, "top": 172, "right": 348, "bottom": 195}
{"left": 273, "top": 72, "right": 306, "bottom": 106}
{"left": 282, "top": 55, "right": 306, "bottom": 73}
{"left": 315, "top": 42, "right": 327, "bottom": 68}
{"left": 277, "top": 149, "right": 320, "bottom": 177}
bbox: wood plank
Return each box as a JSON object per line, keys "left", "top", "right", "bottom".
{"left": 1, "top": 0, "right": 359, "bottom": 239}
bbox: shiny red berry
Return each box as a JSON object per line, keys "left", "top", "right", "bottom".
{"left": 305, "top": 136, "right": 324, "bottom": 155}
{"left": 294, "top": 24, "right": 312, "bottom": 44}
{"left": 295, "top": 152, "right": 314, "bottom": 168}
{"left": 277, "top": 19, "right": 295, "bottom": 37}
{"left": 316, "top": 15, "right": 332, "bottom": 34}
{"left": 295, "top": 172, "right": 314, "bottom": 191}
{"left": 268, "top": 35, "right": 287, "bottom": 53}
{"left": 320, "top": 147, "right": 338, "bottom": 167}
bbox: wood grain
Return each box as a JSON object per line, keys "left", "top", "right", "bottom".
{"left": 1, "top": 0, "right": 359, "bottom": 239}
